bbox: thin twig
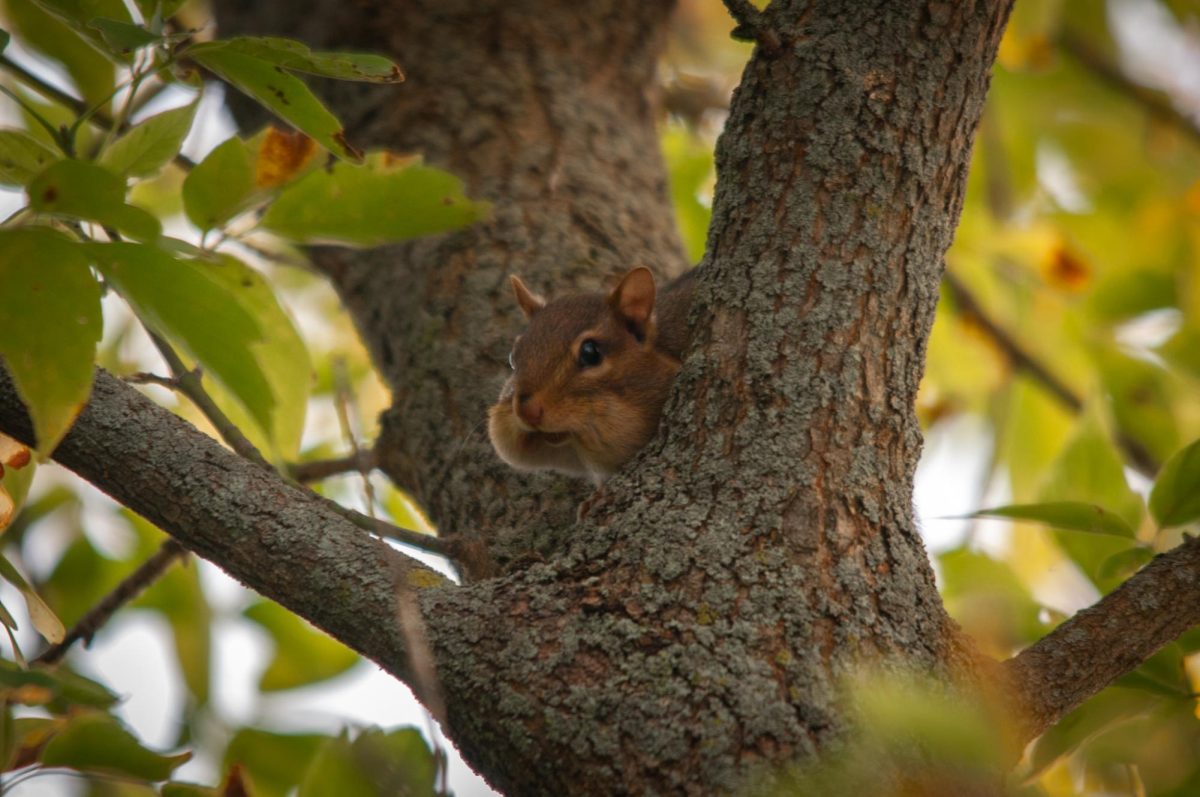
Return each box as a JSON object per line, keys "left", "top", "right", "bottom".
{"left": 943, "top": 270, "right": 1159, "bottom": 476}
{"left": 0, "top": 54, "right": 94, "bottom": 120}
{"left": 331, "top": 358, "right": 377, "bottom": 518}
{"left": 34, "top": 539, "right": 187, "bottom": 666}
{"left": 1060, "top": 30, "right": 1200, "bottom": 147}
{"left": 122, "top": 371, "right": 179, "bottom": 389}
{"left": 289, "top": 448, "right": 378, "bottom": 483}
{"left": 142, "top": 329, "right": 273, "bottom": 469}
{"left": 0, "top": 53, "right": 197, "bottom": 170}
{"left": 320, "top": 498, "right": 454, "bottom": 558}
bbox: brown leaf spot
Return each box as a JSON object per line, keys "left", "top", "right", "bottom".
{"left": 0, "top": 433, "right": 30, "bottom": 470}
{"left": 332, "top": 130, "right": 363, "bottom": 162}
{"left": 1043, "top": 245, "right": 1090, "bottom": 292}
{"left": 40, "top": 186, "right": 56, "bottom": 203}
{"left": 255, "top": 127, "right": 318, "bottom": 188}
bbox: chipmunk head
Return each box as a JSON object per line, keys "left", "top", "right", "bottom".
{"left": 488, "top": 267, "right": 681, "bottom": 481}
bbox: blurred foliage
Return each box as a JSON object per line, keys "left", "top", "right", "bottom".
{"left": 0, "top": 0, "right": 1194, "bottom": 795}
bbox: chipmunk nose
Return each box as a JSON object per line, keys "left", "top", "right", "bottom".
{"left": 515, "top": 393, "right": 544, "bottom": 427}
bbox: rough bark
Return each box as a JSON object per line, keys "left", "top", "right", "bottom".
{"left": 1002, "top": 534, "right": 1200, "bottom": 743}
{"left": 210, "top": 0, "right": 1013, "bottom": 793}
{"left": 212, "top": 0, "right": 689, "bottom": 573}
{"left": 2, "top": 0, "right": 1195, "bottom": 794}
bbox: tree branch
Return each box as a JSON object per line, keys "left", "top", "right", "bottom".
{"left": 0, "top": 366, "right": 449, "bottom": 702}
{"left": 1060, "top": 30, "right": 1200, "bottom": 148}
{"left": 289, "top": 448, "right": 378, "bottom": 483}
{"left": 34, "top": 538, "right": 187, "bottom": 666}
{"left": 943, "top": 271, "right": 1160, "bottom": 476}
{"left": 143, "top": 330, "right": 273, "bottom": 469}
{"left": 1001, "top": 534, "right": 1200, "bottom": 744}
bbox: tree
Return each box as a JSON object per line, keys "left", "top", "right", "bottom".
{"left": 0, "top": 0, "right": 1198, "bottom": 795}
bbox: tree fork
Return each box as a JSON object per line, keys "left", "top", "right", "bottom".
{"left": 212, "top": 1, "right": 1020, "bottom": 793}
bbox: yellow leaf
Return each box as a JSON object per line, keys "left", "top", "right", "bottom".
{"left": 255, "top": 127, "right": 320, "bottom": 189}
{"left": 24, "top": 589, "right": 65, "bottom": 644}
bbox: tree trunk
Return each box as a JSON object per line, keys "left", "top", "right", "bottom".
{"left": 212, "top": 0, "right": 690, "bottom": 573}
{"left": 208, "top": 0, "right": 1013, "bottom": 793}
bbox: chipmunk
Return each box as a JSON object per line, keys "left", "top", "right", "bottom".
{"left": 488, "top": 267, "right": 695, "bottom": 483}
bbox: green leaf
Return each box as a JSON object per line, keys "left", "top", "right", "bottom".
{"left": 261, "top": 153, "right": 488, "bottom": 245}
{"left": 42, "top": 533, "right": 123, "bottom": 631}
{"left": 224, "top": 729, "right": 327, "bottom": 797}
{"left": 1149, "top": 437, "right": 1200, "bottom": 528}
{"left": 243, "top": 600, "right": 358, "bottom": 691}
{"left": 1160, "top": 324, "right": 1200, "bottom": 381}
{"left": 1096, "top": 546, "right": 1153, "bottom": 582}
{"left": 1095, "top": 346, "right": 1179, "bottom": 465}
{"left": 297, "top": 733, "right": 380, "bottom": 797}
{"left": 350, "top": 728, "right": 438, "bottom": 797}
{"left": 0, "top": 659, "right": 117, "bottom": 709}
{"left": 0, "top": 553, "right": 64, "bottom": 643}
{"left": 937, "top": 548, "right": 1047, "bottom": 650}
{"left": 87, "top": 243, "right": 276, "bottom": 436}
{"left": 1113, "top": 644, "right": 1191, "bottom": 698}
{"left": 1022, "top": 688, "right": 1157, "bottom": 782}
{"left": 0, "top": 599, "right": 18, "bottom": 631}
{"left": 28, "top": 160, "right": 162, "bottom": 240}
{"left": 202, "top": 256, "right": 309, "bottom": 459}
{"left": 41, "top": 711, "right": 190, "bottom": 781}
{"left": 0, "top": 228, "right": 102, "bottom": 455}
{"left": 962, "top": 501, "right": 1135, "bottom": 538}
{"left": 86, "top": 16, "right": 158, "bottom": 55}
{"left": 188, "top": 46, "right": 361, "bottom": 161}
{"left": 1038, "top": 410, "right": 1146, "bottom": 588}
{"left": 181, "top": 137, "right": 255, "bottom": 231}
{"left": 8, "top": 716, "right": 61, "bottom": 769}
{"left": 25, "top": 0, "right": 135, "bottom": 62}
{"left": 4, "top": 0, "right": 117, "bottom": 106}
{"left": 100, "top": 100, "right": 197, "bottom": 178}
{"left": 0, "top": 129, "right": 59, "bottom": 186}
{"left": 189, "top": 37, "right": 403, "bottom": 83}
{"left": 161, "top": 783, "right": 218, "bottom": 797}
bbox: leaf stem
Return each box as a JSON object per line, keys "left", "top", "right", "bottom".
{"left": 143, "top": 329, "right": 274, "bottom": 469}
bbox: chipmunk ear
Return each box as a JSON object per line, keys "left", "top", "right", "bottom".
{"left": 510, "top": 275, "right": 545, "bottom": 318}
{"left": 609, "top": 267, "right": 656, "bottom": 339}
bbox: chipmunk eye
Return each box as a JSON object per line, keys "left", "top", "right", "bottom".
{"left": 578, "top": 339, "right": 602, "bottom": 368}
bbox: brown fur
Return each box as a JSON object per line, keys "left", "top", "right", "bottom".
{"left": 488, "top": 268, "right": 695, "bottom": 482}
